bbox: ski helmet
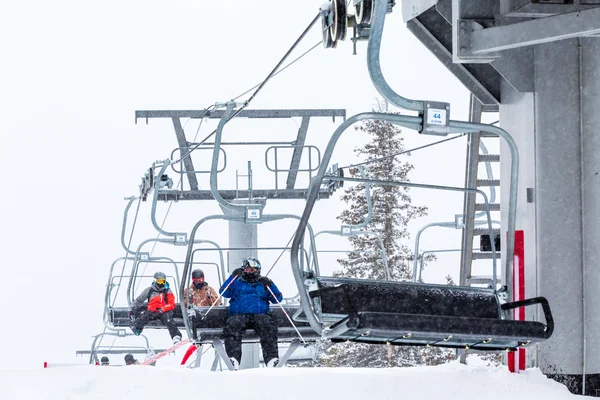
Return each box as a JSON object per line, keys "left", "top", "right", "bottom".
{"left": 100, "top": 356, "right": 109, "bottom": 365}
{"left": 242, "top": 257, "right": 261, "bottom": 281}
{"left": 192, "top": 269, "right": 205, "bottom": 279}
{"left": 242, "top": 258, "right": 261, "bottom": 270}
{"left": 124, "top": 354, "right": 136, "bottom": 365}
{"left": 154, "top": 271, "right": 166, "bottom": 280}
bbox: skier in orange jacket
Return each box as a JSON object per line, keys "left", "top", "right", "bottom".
{"left": 130, "top": 272, "right": 182, "bottom": 344}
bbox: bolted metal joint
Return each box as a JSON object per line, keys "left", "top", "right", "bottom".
{"left": 455, "top": 19, "right": 499, "bottom": 63}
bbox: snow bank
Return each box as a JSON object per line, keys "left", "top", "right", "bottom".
{"left": 0, "top": 361, "right": 578, "bottom": 400}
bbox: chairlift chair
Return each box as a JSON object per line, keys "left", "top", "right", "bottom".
{"left": 289, "top": 109, "right": 554, "bottom": 352}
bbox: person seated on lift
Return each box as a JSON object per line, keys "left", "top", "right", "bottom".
{"left": 130, "top": 272, "right": 183, "bottom": 344}
{"left": 183, "top": 269, "right": 221, "bottom": 307}
{"left": 219, "top": 257, "right": 283, "bottom": 370}
{"left": 124, "top": 353, "right": 140, "bottom": 366}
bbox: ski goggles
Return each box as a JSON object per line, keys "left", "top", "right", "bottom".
{"left": 156, "top": 278, "right": 166, "bottom": 285}
{"left": 245, "top": 259, "right": 261, "bottom": 269}
{"left": 192, "top": 277, "right": 204, "bottom": 282}
{"left": 101, "top": 361, "right": 109, "bottom": 366}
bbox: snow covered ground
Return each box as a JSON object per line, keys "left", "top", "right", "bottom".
{"left": 1, "top": 359, "right": 580, "bottom": 400}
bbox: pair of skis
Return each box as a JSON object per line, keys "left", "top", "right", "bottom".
{"left": 141, "top": 276, "right": 240, "bottom": 366}
{"left": 141, "top": 338, "right": 194, "bottom": 366}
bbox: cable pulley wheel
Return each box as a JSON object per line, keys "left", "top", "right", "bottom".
{"left": 321, "top": 13, "right": 335, "bottom": 48}
{"left": 329, "top": 0, "right": 347, "bottom": 42}
{"left": 355, "top": 0, "right": 373, "bottom": 25}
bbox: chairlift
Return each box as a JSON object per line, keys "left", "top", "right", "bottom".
{"left": 288, "top": 0, "right": 553, "bottom": 353}
{"left": 179, "top": 209, "right": 328, "bottom": 369}
{"left": 290, "top": 113, "right": 553, "bottom": 351}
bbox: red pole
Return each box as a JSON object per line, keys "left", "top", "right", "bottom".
{"left": 508, "top": 230, "right": 525, "bottom": 373}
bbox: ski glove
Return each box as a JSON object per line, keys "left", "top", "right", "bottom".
{"left": 232, "top": 268, "right": 243, "bottom": 277}
{"left": 258, "top": 276, "right": 273, "bottom": 287}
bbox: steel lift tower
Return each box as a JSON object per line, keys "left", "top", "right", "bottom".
{"left": 401, "top": 0, "right": 600, "bottom": 395}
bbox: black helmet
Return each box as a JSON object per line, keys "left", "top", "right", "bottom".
{"left": 100, "top": 356, "right": 109, "bottom": 365}
{"left": 124, "top": 354, "right": 136, "bottom": 365}
{"left": 192, "top": 269, "right": 205, "bottom": 279}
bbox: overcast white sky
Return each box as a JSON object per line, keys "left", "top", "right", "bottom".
{"left": 0, "top": 0, "right": 497, "bottom": 367}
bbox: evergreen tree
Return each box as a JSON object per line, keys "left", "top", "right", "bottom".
{"left": 335, "top": 114, "right": 426, "bottom": 281}
{"left": 312, "top": 103, "right": 454, "bottom": 367}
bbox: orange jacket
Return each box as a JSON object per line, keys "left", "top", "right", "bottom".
{"left": 183, "top": 282, "right": 220, "bottom": 307}
{"left": 147, "top": 290, "right": 175, "bottom": 312}
{"left": 132, "top": 283, "right": 176, "bottom": 312}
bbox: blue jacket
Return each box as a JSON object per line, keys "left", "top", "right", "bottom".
{"left": 219, "top": 275, "right": 283, "bottom": 315}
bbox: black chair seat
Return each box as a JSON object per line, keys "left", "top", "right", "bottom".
{"left": 310, "top": 277, "right": 553, "bottom": 351}
{"left": 109, "top": 305, "right": 185, "bottom": 328}
{"left": 329, "top": 311, "right": 548, "bottom": 350}
{"left": 191, "top": 306, "right": 319, "bottom": 343}
{"left": 108, "top": 304, "right": 318, "bottom": 343}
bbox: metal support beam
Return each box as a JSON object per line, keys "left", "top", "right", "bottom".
{"left": 407, "top": 14, "right": 500, "bottom": 107}
{"left": 212, "top": 339, "right": 236, "bottom": 371}
{"left": 286, "top": 117, "right": 310, "bottom": 189}
{"left": 155, "top": 188, "right": 331, "bottom": 201}
{"left": 136, "top": 109, "right": 346, "bottom": 122}
{"left": 464, "top": 6, "right": 600, "bottom": 55}
{"left": 172, "top": 118, "right": 199, "bottom": 191}
{"left": 500, "top": 1, "right": 599, "bottom": 18}
{"left": 459, "top": 94, "right": 482, "bottom": 287}
{"left": 277, "top": 339, "right": 301, "bottom": 367}
{"left": 401, "top": 0, "right": 439, "bottom": 22}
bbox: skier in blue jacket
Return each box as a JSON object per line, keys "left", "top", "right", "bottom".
{"left": 220, "top": 257, "right": 283, "bottom": 369}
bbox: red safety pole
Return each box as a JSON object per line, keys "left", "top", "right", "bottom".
{"left": 508, "top": 230, "right": 526, "bottom": 373}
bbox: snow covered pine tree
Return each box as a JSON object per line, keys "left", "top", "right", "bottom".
{"left": 314, "top": 102, "right": 455, "bottom": 368}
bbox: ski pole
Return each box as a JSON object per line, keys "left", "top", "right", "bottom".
{"left": 266, "top": 285, "right": 308, "bottom": 346}
{"left": 197, "top": 275, "right": 238, "bottom": 320}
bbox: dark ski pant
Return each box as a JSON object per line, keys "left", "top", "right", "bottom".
{"left": 224, "top": 313, "right": 278, "bottom": 363}
{"left": 132, "top": 310, "right": 182, "bottom": 339}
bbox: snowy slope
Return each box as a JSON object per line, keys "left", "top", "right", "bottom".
{"left": 1, "top": 361, "right": 580, "bottom": 400}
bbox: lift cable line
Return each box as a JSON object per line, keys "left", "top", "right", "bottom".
{"left": 232, "top": 13, "right": 321, "bottom": 113}
{"left": 232, "top": 41, "right": 322, "bottom": 102}
{"left": 172, "top": 12, "right": 322, "bottom": 166}
{"left": 263, "top": 233, "right": 296, "bottom": 278}
{"left": 338, "top": 132, "right": 467, "bottom": 170}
